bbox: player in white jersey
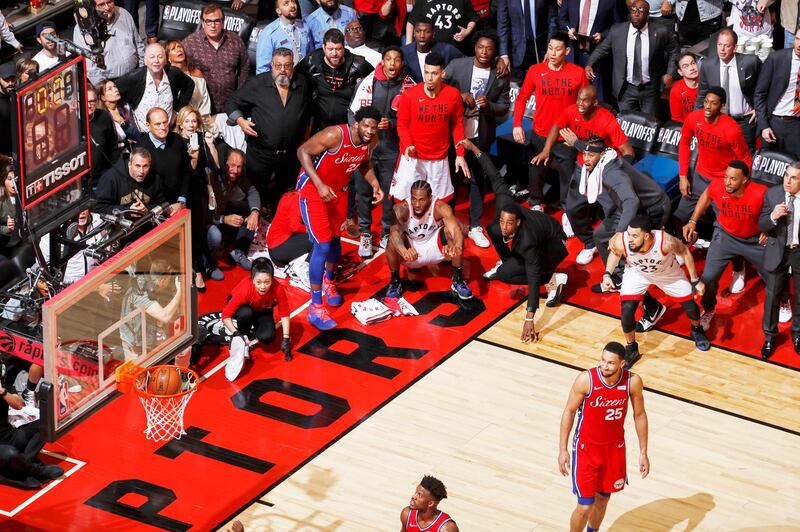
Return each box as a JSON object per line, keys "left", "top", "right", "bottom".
{"left": 601, "top": 215, "right": 711, "bottom": 367}
{"left": 384, "top": 180, "right": 474, "bottom": 300}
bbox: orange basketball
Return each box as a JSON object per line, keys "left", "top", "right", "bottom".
{"left": 147, "top": 367, "right": 183, "bottom": 396}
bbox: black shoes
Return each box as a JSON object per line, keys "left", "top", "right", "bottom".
{"left": 625, "top": 341, "right": 642, "bottom": 368}
{"left": 691, "top": 326, "right": 710, "bottom": 351}
{"left": 761, "top": 340, "right": 776, "bottom": 360}
{"left": 793, "top": 336, "right": 800, "bottom": 355}
{"left": 30, "top": 463, "right": 64, "bottom": 481}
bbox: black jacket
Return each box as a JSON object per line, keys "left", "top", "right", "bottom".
{"left": 137, "top": 132, "right": 191, "bottom": 204}
{"left": 115, "top": 66, "right": 195, "bottom": 114}
{"left": 297, "top": 49, "right": 374, "bottom": 130}
{"left": 94, "top": 158, "right": 167, "bottom": 214}
{"left": 755, "top": 48, "right": 797, "bottom": 132}
{"left": 89, "top": 109, "right": 121, "bottom": 188}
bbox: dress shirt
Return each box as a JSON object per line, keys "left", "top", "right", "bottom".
{"left": 305, "top": 5, "right": 358, "bottom": 49}
{"left": 182, "top": 30, "right": 250, "bottom": 114}
{"left": 256, "top": 18, "right": 314, "bottom": 74}
{"left": 626, "top": 24, "right": 650, "bottom": 84}
{"left": 577, "top": 0, "right": 599, "bottom": 34}
{"left": 148, "top": 132, "right": 166, "bottom": 150}
{"left": 774, "top": 52, "right": 800, "bottom": 116}
{"left": 73, "top": 8, "right": 145, "bottom": 84}
{"left": 133, "top": 71, "right": 172, "bottom": 132}
{"left": 720, "top": 56, "right": 750, "bottom": 116}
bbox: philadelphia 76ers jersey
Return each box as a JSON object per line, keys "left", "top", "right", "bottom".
{"left": 296, "top": 124, "right": 371, "bottom": 196}
{"left": 574, "top": 366, "right": 631, "bottom": 445}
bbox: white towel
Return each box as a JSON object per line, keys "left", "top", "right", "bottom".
{"left": 579, "top": 149, "right": 617, "bottom": 204}
{"left": 350, "top": 299, "right": 394, "bottom": 325}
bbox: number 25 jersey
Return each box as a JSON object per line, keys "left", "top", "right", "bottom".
{"left": 575, "top": 367, "right": 631, "bottom": 445}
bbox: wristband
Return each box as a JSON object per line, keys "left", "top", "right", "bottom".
{"left": 687, "top": 220, "right": 697, "bottom": 225}
{"left": 524, "top": 318, "right": 535, "bottom": 322}
{"left": 603, "top": 272, "right": 612, "bottom": 277}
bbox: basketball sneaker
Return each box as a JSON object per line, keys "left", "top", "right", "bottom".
{"left": 322, "top": 277, "right": 343, "bottom": 306}
{"left": 730, "top": 269, "right": 745, "bottom": 294}
{"left": 30, "top": 463, "right": 64, "bottom": 481}
{"left": 561, "top": 213, "right": 574, "bottom": 238}
{"left": 624, "top": 341, "right": 642, "bottom": 368}
{"left": 230, "top": 249, "right": 252, "bottom": 271}
{"left": 779, "top": 301, "right": 792, "bottom": 324}
{"left": 307, "top": 303, "right": 337, "bottom": 330}
{"left": 699, "top": 309, "right": 715, "bottom": 331}
{"left": 451, "top": 278, "right": 474, "bottom": 299}
{"left": 636, "top": 302, "right": 666, "bottom": 333}
{"left": 484, "top": 259, "right": 503, "bottom": 279}
{"left": 288, "top": 260, "right": 311, "bottom": 292}
{"left": 576, "top": 246, "right": 598, "bottom": 265}
{"left": 529, "top": 203, "right": 544, "bottom": 212}
{"left": 691, "top": 325, "right": 711, "bottom": 351}
{"left": 359, "top": 233, "right": 373, "bottom": 258}
{"left": 385, "top": 281, "right": 403, "bottom": 300}
{"left": 468, "top": 227, "right": 490, "bottom": 248}
{"left": 20, "top": 388, "right": 37, "bottom": 409}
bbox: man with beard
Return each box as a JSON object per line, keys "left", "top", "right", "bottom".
{"left": 226, "top": 48, "right": 313, "bottom": 210}
{"left": 401, "top": 20, "right": 463, "bottom": 83}
{"left": 32, "top": 21, "right": 64, "bottom": 71}
{"left": 603, "top": 215, "right": 710, "bottom": 368}
{"left": 349, "top": 46, "right": 416, "bottom": 257}
{"left": 256, "top": 0, "right": 314, "bottom": 74}
{"left": 305, "top": 0, "right": 358, "bottom": 49}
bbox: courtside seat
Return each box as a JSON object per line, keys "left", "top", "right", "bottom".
{"left": 751, "top": 148, "right": 795, "bottom": 187}
{"left": 634, "top": 120, "right": 683, "bottom": 198}
{"left": 616, "top": 111, "right": 658, "bottom": 161}
{"left": 159, "top": 1, "right": 255, "bottom": 43}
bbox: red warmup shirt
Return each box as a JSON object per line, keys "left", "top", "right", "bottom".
{"left": 354, "top": 0, "right": 382, "bottom": 14}
{"left": 678, "top": 110, "right": 752, "bottom": 180}
{"left": 669, "top": 79, "right": 698, "bottom": 122}
{"left": 221, "top": 277, "right": 290, "bottom": 320}
{"left": 266, "top": 191, "right": 306, "bottom": 249}
{"left": 397, "top": 83, "right": 465, "bottom": 159}
{"left": 513, "top": 61, "right": 588, "bottom": 138}
{"left": 555, "top": 104, "right": 628, "bottom": 163}
{"left": 706, "top": 179, "right": 766, "bottom": 238}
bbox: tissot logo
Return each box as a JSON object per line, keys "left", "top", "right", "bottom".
{"left": 25, "top": 150, "right": 88, "bottom": 201}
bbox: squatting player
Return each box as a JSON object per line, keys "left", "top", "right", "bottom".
{"left": 559, "top": 342, "right": 649, "bottom": 532}
{"left": 297, "top": 106, "right": 384, "bottom": 330}
{"left": 400, "top": 475, "right": 459, "bottom": 532}
{"left": 384, "top": 180, "right": 473, "bottom": 301}
{"left": 602, "top": 215, "right": 711, "bottom": 368}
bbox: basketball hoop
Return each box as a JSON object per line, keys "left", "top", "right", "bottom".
{"left": 115, "top": 361, "right": 200, "bottom": 442}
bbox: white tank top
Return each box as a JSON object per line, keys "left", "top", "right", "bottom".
{"left": 623, "top": 230, "right": 680, "bottom": 276}
{"left": 404, "top": 197, "right": 443, "bottom": 242}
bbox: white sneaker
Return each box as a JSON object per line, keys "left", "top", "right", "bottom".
{"left": 694, "top": 238, "right": 711, "bottom": 249}
{"left": 288, "top": 259, "right": 311, "bottom": 292}
{"left": 545, "top": 273, "right": 568, "bottom": 307}
{"left": 380, "top": 235, "right": 388, "bottom": 249}
{"left": 484, "top": 259, "right": 503, "bottom": 279}
{"left": 530, "top": 204, "right": 544, "bottom": 212}
{"left": 576, "top": 247, "right": 598, "bottom": 265}
{"left": 730, "top": 269, "right": 745, "bottom": 294}
{"left": 468, "top": 226, "right": 490, "bottom": 248}
{"left": 561, "top": 213, "right": 574, "bottom": 238}
{"left": 359, "top": 233, "right": 373, "bottom": 258}
{"left": 779, "top": 301, "right": 792, "bottom": 324}
{"left": 699, "top": 310, "right": 715, "bottom": 331}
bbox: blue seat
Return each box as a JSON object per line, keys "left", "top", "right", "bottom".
{"left": 633, "top": 120, "right": 685, "bottom": 199}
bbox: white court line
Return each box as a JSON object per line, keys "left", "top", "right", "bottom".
{"left": 0, "top": 451, "right": 87, "bottom": 517}
{"left": 202, "top": 242, "right": 386, "bottom": 381}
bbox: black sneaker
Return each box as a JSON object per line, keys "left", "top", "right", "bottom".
{"left": 691, "top": 326, "right": 711, "bottom": 351}
{"left": 31, "top": 463, "right": 64, "bottom": 481}
{"left": 625, "top": 342, "right": 642, "bottom": 368}
{"left": 0, "top": 476, "right": 41, "bottom": 490}
{"left": 635, "top": 302, "right": 667, "bottom": 333}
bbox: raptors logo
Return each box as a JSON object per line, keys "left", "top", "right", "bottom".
{"left": 0, "top": 331, "right": 15, "bottom": 355}
{"left": 198, "top": 312, "right": 236, "bottom": 345}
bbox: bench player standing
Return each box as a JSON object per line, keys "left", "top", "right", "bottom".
{"left": 559, "top": 342, "right": 650, "bottom": 532}
{"left": 392, "top": 52, "right": 470, "bottom": 202}
{"left": 297, "top": 106, "right": 384, "bottom": 330}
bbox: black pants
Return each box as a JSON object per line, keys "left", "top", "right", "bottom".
{"left": 486, "top": 223, "right": 566, "bottom": 285}
{"left": 246, "top": 148, "right": 300, "bottom": 210}
{"left": 733, "top": 115, "right": 757, "bottom": 153}
{"left": 767, "top": 116, "right": 800, "bottom": 159}
{"left": 618, "top": 81, "right": 659, "bottom": 117}
{"left": 233, "top": 305, "right": 276, "bottom": 344}
{"left": 700, "top": 228, "right": 766, "bottom": 312}
{"left": 528, "top": 134, "right": 575, "bottom": 208}
{"left": 763, "top": 248, "right": 800, "bottom": 340}
{"left": 678, "top": 15, "right": 721, "bottom": 47}
{"left": 0, "top": 420, "right": 44, "bottom": 463}
{"left": 357, "top": 156, "right": 396, "bottom": 237}
{"left": 269, "top": 233, "right": 311, "bottom": 267}
{"left": 465, "top": 147, "right": 489, "bottom": 228}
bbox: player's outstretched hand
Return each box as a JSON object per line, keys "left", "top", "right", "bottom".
{"left": 558, "top": 449, "right": 570, "bottom": 476}
{"left": 521, "top": 320, "right": 539, "bottom": 344}
{"left": 455, "top": 156, "right": 471, "bottom": 179}
{"left": 512, "top": 126, "right": 526, "bottom": 144}
{"left": 639, "top": 452, "right": 650, "bottom": 479}
{"left": 371, "top": 186, "right": 384, "bottom": 205}
{"left": 681, "top": 223, "right": 697, "bottom": 245}
{"left": 456, "top": 138, "right": 479, "bottom": 154}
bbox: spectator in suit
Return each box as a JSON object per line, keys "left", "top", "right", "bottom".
{"left": 305, "top": 0, "right": 358, "bottom": 49}
{"left": 755, "top": 28, "right": 800, "bottom": 159}
{"left": 666, "top": 0, "right": 723, "bottom": 47}
{"left": 670, "top": 52, "right": 700, "bottom": 122}
{"left": 497, "top": 0, "right": 552, "bottom": 79}
{"left": 137, "top": 107, "right": 191, "bottom": 215}
{"left": 115, "top": 43, "right": 195, "bottom": 133}
{"left": 760, "top": 162, "right": 800, "bottom": 359}
{"left": 255, "top": 0, "right": 314, "bottom": 74}
{"left": 585, "top": 0, "right": 678, "bottom": 116}
{"left": 445, "top": 31, "right": 510, "bottom": 248}
{"left": 401, "top": 20, "right": 464, "bottom": 82}
{"left": 695, "top": 28, "right": 761, "bottom": 152}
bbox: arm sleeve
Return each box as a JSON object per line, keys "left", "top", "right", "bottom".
{"left": 732, "top": 126, "right": 752, "bottom": 168}
{"left": 94, "top": 176, "right": 120, "bottom": 214}
{"left": 610, "top": 173, "right": 641, "bottom": 232}
{"left": 275, "top": 283, "right": 290, "bottom": 317}
{"left": 586, "top": 31, "right": 612, "bottom": 67}
{"left": 224, "top": 77, "right": 255, "bottom": 118}
{"left": 669, "top": 84, "right": 683, "bottom": 121}
{"left": 246, "top": 185, "right": 261, "bottom": 211}
{"left": 678, "top": 120, "right": 693, "bottom": 176}
{"left": 512, "top": 67, "right": 536, "bottom": 127}
{"left": 664, "top": 31, "right": 679, "bottom": 79}
{"left": 758, "top": 189, "right": 778, "bottom": 233}
{"left": 487, "top": 76, "right": 511, "bottom": 117}
{"left": 524, "top": 245, "right": 543, "bottom": 311}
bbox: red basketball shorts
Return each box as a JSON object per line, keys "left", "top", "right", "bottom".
{"left": 571, "top": 439, "right": 627, "bottom": 504}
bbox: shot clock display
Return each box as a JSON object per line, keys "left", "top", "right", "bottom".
{"left": 14, "top": 56, "right": 90, "bottom": 211}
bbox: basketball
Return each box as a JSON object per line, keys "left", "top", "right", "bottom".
{"left": 147, "top": 367, "right": 183, "bottom": 396}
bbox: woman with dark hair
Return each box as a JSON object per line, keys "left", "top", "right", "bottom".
{"left": 0, "top": 165, "right": 20, "bottom": 260}
{"left": 14, "top": 58, "right": 38, "bottom": 84}
{"left": 97, "top": 79, "right": 140, "bottom": 144}
{"left": 165, "top": 40, "right": 211, "bottom": 117}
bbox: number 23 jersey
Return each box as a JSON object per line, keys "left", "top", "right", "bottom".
{"left": 575, "top": 367, "right": 631, "bottom": 445}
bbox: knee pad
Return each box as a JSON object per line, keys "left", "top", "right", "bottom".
{"left": 681, "top": 299, "right": 700, "bottom": 321}
{"left": 621, "top": 300, "right": 640, "bottom": 333}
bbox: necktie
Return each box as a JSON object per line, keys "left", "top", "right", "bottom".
{"left": 632, "top": 31, "right": 642, "bottom": 85}
{"left": 789, "top": 195, "right": 796, "bottom": 246}
{"left": 722, "top": 65, "right": 730, "bottom": 112}
{"left": 793, "top": 69, "right": 800, "bottom": 116}
{"left": 523, "top": 0, "right": 534, "bottom": 42}
{"left": 579, "top": 0, "right": 592, "bottom": 35}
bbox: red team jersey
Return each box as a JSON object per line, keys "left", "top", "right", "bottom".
{"left": 669, "top": 79, "right": 698, "bottom": 122}
{"left": 678, "top": 110, "right": 752, "bottom": 180}
{"left": 397, "top": 83, "right": 466, "bottom": 159}
{"left": 556, "top": 104, "right": 628, "bottom": 163}
{"left": 706, "top": 179, "right": 766, "bottom": 238}
{"left": 405, "top": 509, "right": 453, "bottom": 531}
{"left": 513, "top": 61, "right": 589, "bottom": 138}
{"left": 572, "top": 367, "right": 632, "bottom": 501}
{"left": 297, "top": 125, "right": 371, "bottom": 242}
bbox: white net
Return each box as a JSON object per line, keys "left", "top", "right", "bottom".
{"left": 134, "top": 367, "right": 199, "bottom": 442}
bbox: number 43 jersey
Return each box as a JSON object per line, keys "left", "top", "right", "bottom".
{"left": 575, "top": 367, "right": 631, "bottom": 445}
